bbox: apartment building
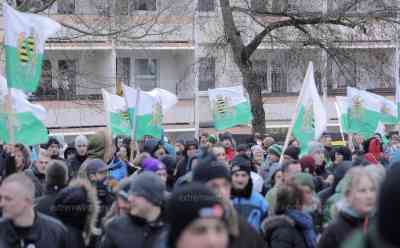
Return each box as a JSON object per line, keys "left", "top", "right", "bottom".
{"left": 0, "top": 0, "right": 398, "bottom": 139}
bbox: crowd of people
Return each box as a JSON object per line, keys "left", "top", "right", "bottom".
{"left": 0, "top": 129, "right": 400, "bottom": 248}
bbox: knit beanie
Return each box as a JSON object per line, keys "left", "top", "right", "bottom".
{"left": 300, "top": 156, "right": 316, "bottom": 174}
{"left": 47, "top": 137, "right": 60, "bottom": 148}
{"left": 208, "top": 135, "right": 217, "bottom": 144}
{"left": 231, "top": 155, "right": 252, "bottom": 176}
{"left": 141, "top": 158, "right": 166, "bottom": 172}
{"left": 293, "top": 172, "right": 315, "bottom": 191}
{"left": 166, "top": 183, "right": 226, "bottom": 247}
{"left": 378, "top": 166, "right": 400, "bottom": 246}
{"left": 45, "top": 160, "right": 68, "bottom": 190}
{"left": 284, "top": 146, "right": 301, "bottom": 160}
{"left": 267, "top": 144, "right": 283, "bottom": 157}
{"left": 129, "top": 171, "right": 166, "bottom": 207}
{"left": 75, "top": 135, "right": 88, "bottom": 148}
{"left": 193, "top": 161, "right": 230, "bottom": 183}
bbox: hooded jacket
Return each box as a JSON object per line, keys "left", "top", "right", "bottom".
{"left": 263, "top": 215, "right": 308, "bottom": 248}
{"left": 0, "top": 212, "right": 68, "bottom": 248}
{"left": 67, "top": 154, "right": 88, "bottom": 179}
{"left": 100, "top": 214, "right": 166, "bottom": 248}
{"left": 52, "top": 179, "right": 100, "bottom": 248}
{"left": 25, "top": 164, "right": 46, "bottom": 198}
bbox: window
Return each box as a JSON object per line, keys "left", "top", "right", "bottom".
{"left": 57, "top": 60, "right": 77, "bottom": 99}
{"left": 198, "top": 0, "right": 215, "bottom": 12}
{"left": 271, "top": 63, "right": 287, "bottom": 93}
{"left": 58, "top": 0, "right": 75, "bottom": 14}
{"left": 117, "top": 57, "right": 131, "bottom": 86}
{"left": 36, "top": 60, "right": 57, "bottom": 99}
{"left": 198, "top": 57, "right": 215, "bottom": 91}
{"left": 132, "top": 0, "right": 157, "bottom": 11}
{"left": 253, "top": 60, "right": 268, "bottom": 91}
{"left": 116, "top": 0, "right": 129, "bottom": 15}
{"left": 135, "top": 59, "right": 158, "bottom": 91}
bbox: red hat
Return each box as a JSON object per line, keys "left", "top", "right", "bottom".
{"left": 299, "top": 155, "right": 316, "bottom": 174}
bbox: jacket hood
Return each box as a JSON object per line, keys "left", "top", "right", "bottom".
{"left": 262, "top": 215, "right": 294, "bottom": 240}
{"left": 53, "top": 179, "right": 99, "bottom": 244}
{"left": 143, "top": 139, "right": 162, "bottom": 156}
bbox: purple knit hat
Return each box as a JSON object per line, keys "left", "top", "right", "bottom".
{"left": 142, "top": 158, "right": 165, "bottom": 172}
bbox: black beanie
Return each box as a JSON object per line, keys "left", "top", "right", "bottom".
{"left": 231, "top": 155, "right": 251, "bottom": 176}
{"left": 193, "top": 161, "right": 230, "bottom": 183}
{"left": 378, "top": 166, "right": 400, "bottom": 246}
{"left": 45, "top": 160, "right": 68, "bottom": 190}
{"left": 160, "top": 155, "right": 177, "bottom": 175}
{"left": 47, "top": 137, "right": 60, "bottom": 148}
{"left": 284, "top": 146, "right": 301, "bottom": 160}
{"left": 166, "top": 183, "right": 226, "bottom": 247}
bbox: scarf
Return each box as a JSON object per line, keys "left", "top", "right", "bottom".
{"left": 287, "top": 209, "right": 317, "bottom": 248}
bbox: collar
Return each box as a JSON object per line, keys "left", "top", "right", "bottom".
{"left": 4, "top": 212, "right": 41, "bottom": 245}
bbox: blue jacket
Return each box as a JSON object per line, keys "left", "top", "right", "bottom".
{"left": 231, "top": 190, "right": 268, "bottom": 232}
{"left": 108, "top": 158, "right": 128, "bottom": 181}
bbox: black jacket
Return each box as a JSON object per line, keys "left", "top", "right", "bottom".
{"left": 67, "top": 154, "right": 87, "bottom": 179}
{"left": 263, "top": 215, "right": 308, "bottom": 248}
{"left": 0, "top": 212, "right": 68, "bottom": 248}
{"left": 318, "top": 210, "right": 368, "bottom": 248}
{"left": 100, "top": 214, "right": 166, "bottom": 248}
{"left": 25, "top": 165, "right": 46, "bottom": 198}
{"left": 231, "top": 215, "right": 266, "bottom": 248}
{"left": 34, "top": 187, "right": 61, "bottom": 217}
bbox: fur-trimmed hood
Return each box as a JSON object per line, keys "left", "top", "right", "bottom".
{"left": 262, "top": 215, "right": 294, "bottom": 239}
{"left": 52, "top": 179, "right": 100, "bottom": 244}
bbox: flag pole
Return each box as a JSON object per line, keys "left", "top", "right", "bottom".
{"left": 102, "top": 90, "right": 113, "bottom": 145}
{"left": 6, "top": 88, "right": 15, "bottom": 145}
{"left": 335, "top": 102, "right": 346, "bottom": 145}
{"left": 129, "top": 87, "right": 141, "bottom": 162}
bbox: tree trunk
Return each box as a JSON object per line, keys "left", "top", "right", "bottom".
{"left": 242, "top": 69, "right": 266, "bottom": 135}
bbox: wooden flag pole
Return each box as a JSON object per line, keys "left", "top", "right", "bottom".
{"left": 127, "top": 87, "right": 141, "bottom": 163}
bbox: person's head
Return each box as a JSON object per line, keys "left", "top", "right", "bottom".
{"left": 143, "top": 138, "right": 167, "bottom": 159}
{"left": 85, "top": 159, "right": 108, "bottom": 183}
{"left": 273, "top": 182, "right": 304, "bottom": 215}
{"left": 283, "top": 146, "right": 300, "bottom": 161}
{"left": 293, "top": 173, "right": 315, "bottom": 207}
{"left": 377, "top": 166, "right": 400, "bottom": 246}
{"left": 207, "top": 135, "right": 218, "bottom": 147}
{"left": 14, "top": 143, "right": 31, "bottom": 171}
{"left": 271, "top": 169, "right": 283, "bottom": 187}
{"left": 288, "top": 139, "right": 300, "bottom": 148}
{"left": 212, "top": 145, "right": 226, "bottom": 163}
{"left": 75, "top": 135, "right": 88, "bottom": 157}
{"left": 193, "top": 161, "right": 231, "bottom": 202}
{"left": 237, "top": 144, "right": 251, "bottom": 159}
{"left": 141, "top": 158, "right": 168, "bottom": 184}
{"left": 320, "top": 133, "right": 332, "bottom": 148}
{"left": 116, "top": 135, "right": 125, "bottom": 150}
{"left": 230, "top": 157, "right": 252, "bottom": 190}
{"left": 281, "top": 159, "right": 302, "bottom": 183}
{"left": 166, "top": 183, "right": 229, "bottom": 248}
{"left": 117, "top": 145, "right": 129, "bottom": 161}
{"left": 0, "top": 173, "right": 35, "bottom": 220}
{"left": 262, "top": 136, "right": 275, "bottom": 149}
{"left": 36, "top": 148, "right": 51, "bottom": 174}
{"left": 45, "top": 160, "right": 68, "bottom": 191}
{"left": 389, "top": 134, "right": 400, "bottom": 148}
{"left": 308, "top": 141, "right": 325, "bottom": 166}
{"left": 267, "top": 144, "right": 282, "bottom": 163}
{"left": 184, "top": 139, "right": 198, "bottom": 158}
{"left": 115, "top": 178, "right": 132, "bottom": 215}
{"left": 220, "top": 132, "right": 234, "bottom": 149}
{"left": 330, "top": 146, "right": 352, "bottom": 164}
{"left": 353, "top": 133, "right": 364, "bottom": 145}
{"left": 251, "top": 145, "right": 264, "bottom": 163}
{"left": 200, "top": 132, "right": 209, "bottom": 146}
{"left": 342, "top": 167, "right": 378, "bottom": 217}
{"left": 64, "top": 145, "right": 77, "bottom": 160}
{"left": 175, "top": 139, "right": 185, "bottom": 153}
{"left": 128, "top": 172, "right": 165, "bottom": 220}
{"left": 47, "top": 137, "right": 61, "bottom": 158}
{"left": 299, "top": 155, "right": 316, "bottom": 175}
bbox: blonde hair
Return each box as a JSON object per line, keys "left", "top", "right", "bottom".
{"left": 342, "top": 166, "right": 378, "bottom": 196}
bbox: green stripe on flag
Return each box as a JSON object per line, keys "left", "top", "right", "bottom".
{"left": 110, "top": 112, "right": 131, "bottom": 137}
{"left": 128, "top": 108, "right": 162, "bottom": 140}
{"left": 292, "top": 106, "right": 315, "bottom": 154}
{"left": 213, "top": 102, "right": 252, "bottom": 131}
{"left": 5, "top": 45, "right": 44, "bottom": 92}
{"left": 0, "top": 112, "right": 48, "bottom": 145}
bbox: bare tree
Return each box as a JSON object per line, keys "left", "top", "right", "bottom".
{"left": 219, "top": 0, "right": 400, "bottom": 134}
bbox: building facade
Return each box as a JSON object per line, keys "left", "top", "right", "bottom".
{"left": 0, "top": 0, "right": 398, "bottom": 139}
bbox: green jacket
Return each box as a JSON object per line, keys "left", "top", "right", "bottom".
{"left": 341, "top": 226, "right": 397, "bottom": 248}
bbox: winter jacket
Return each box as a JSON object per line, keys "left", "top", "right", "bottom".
{"left": 25, "top": 165, "right": 46, "bottom": 198}
{"left": 318, "top": 209, "right": 370, "bottom": 248}
{"left": 231, "top": 187, "right": 269, "bottom": 232}
{"left": 0, "top": 212, "right": 68, "bottom": 248}
{"left": 67, "top": 154, "right": 88, "bottom": 178}
{"left": 263, "top": 215, "right": 308, "bottom": 248}
{"left": 225, "top": 147, "right": 235, "bottom": 161}
{"left": 34, "top": 187, "right": 62, "bottom": 217}
{"left": 100, "top": 214, "right": 166, "bottom": 248}
{"left": 340, "top": 225, "right": 397, "bottom": 248}
{"left": 108, "top": 157, "right": 128, "bottom": 181}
